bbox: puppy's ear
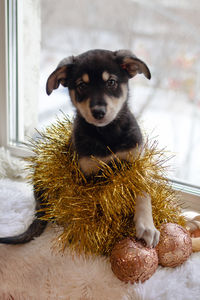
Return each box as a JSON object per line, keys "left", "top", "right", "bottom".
{"left": 46, "top": 56, "right": 74, "bottom": 95}
{"left": 115, "top": 50, "right": 151, "bottom": 80}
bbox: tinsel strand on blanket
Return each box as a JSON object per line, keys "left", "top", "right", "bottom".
{"left": 27, "top": 117, "right": 185, "bottom": 256}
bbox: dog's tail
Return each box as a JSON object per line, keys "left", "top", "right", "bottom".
{"left": 0, "top": 218, "right": 47, "bottom": 244}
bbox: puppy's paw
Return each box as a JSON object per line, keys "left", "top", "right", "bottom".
{"left": 135, "top": 220, "right": 160, "bottom": 248}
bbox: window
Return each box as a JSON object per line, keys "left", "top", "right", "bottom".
{"left": 0, "top": 0, "right": 200, "bottom": 206}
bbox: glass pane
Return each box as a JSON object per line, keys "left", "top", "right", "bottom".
{"left": 10, "top": 0, "right": 200, "bottom": 187}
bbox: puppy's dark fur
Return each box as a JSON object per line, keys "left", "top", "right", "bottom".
{"left": 0, "top": 49, "right": 160, "bottom": 247}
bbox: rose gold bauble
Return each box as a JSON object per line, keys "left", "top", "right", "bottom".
{"left": 110, "top": 238, "right": 158, "bottom": 283}
{"left": 156, "top": 223, "right": 192, "bottom": 267}
{"left": 191, "top": 228, "right": 200, "bottom": 238}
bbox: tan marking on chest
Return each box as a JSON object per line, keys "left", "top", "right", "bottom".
{"left": 79, "top": 146, "right": 142, "bottom": 176}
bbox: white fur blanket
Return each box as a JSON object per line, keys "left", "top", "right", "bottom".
{"left": 0, "top": 149, "right": 200, "bottom": 299}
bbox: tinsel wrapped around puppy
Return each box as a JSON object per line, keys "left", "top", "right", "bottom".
{"left": 27, "top": 117, "right": 185, "bottom": 256}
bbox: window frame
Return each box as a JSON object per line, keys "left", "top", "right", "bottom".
{"left": 0, "top": 0, "right": 8, "bottom": 149}
{"left": 0, "top": 0, "right": 200, "bottom": 210}
{"left": 0, "top": 0, "right": 31, "bottom": 157}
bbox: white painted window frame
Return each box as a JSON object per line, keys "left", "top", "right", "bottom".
{"left": 0, "top": 0, "right": 8, "bottom": 150}
{"left": 0, "top": 0, "right": 31, "bottom": 157}
{"left": 0, "top": 0, "right": 200, "bottom": 211}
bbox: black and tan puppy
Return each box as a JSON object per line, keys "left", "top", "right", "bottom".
{"left": 0, "top": 49, "right": 160, "bottom": 247}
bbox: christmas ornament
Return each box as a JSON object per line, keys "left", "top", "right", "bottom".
{"left": 110, "top": 238, "right": 158, "bottom": 283}
{"left": 185, "top": 214, "right": 200, "bottom": 252}
{"left": 156, "top": 223, "right": 192, "bottom": 267}
{"left": 27, "top": 117, "right": 185, "bottom": 256}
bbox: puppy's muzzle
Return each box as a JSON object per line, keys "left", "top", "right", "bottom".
{"left": 91, "top": 106, "right": 106, "bottom": 120}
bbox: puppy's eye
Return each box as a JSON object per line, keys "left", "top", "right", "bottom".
{"left": 77, "top": 82, "right": 88, "bottom": 92}
{"left": 106, "top": 79, "right": 117, "bottom": 88}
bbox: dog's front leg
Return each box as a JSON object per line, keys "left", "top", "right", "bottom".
{"left": 134, "top": 193, "right": 160, "bottom": 247}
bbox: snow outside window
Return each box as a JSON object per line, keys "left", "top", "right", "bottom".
{"left": 1, "top": 0, "right": 200, "bottom": 193}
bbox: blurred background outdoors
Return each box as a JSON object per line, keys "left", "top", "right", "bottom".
{"left": 21, "top": 0, "right": 200, "bottom": 186}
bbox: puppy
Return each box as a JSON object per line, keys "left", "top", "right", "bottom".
{"left": 0, "top": 49, "right": 160, "bottom": 247}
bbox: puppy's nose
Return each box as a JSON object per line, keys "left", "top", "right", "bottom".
{"left": 91, "top": 107, "right": 106, "bottom": 120}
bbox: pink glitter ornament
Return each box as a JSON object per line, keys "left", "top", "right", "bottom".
{"left": 156, "top": 223, "right": 192, "bottom": 267}
{"left": 110, "top": 238, "right": 158, "bottom": 283}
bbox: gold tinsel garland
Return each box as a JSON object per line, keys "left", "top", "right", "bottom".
{"left": 27, "top": 117, "right": 185, "bottom": 256}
